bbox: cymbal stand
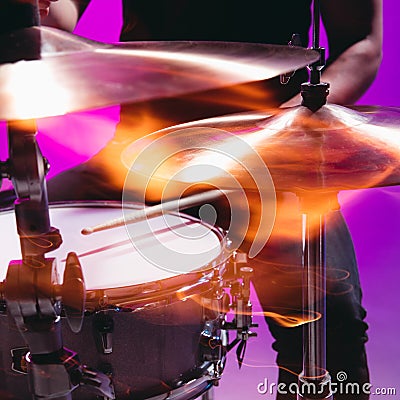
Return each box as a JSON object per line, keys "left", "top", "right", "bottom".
{"left": 296, "top": 1, "right": 333, "bottom": 398}
{"left": 301, "top": 0, "right": 330, "bottom": 112}
{"left": 297, "top": 195, "right": 337, "bottom": 400}
{"left": 0, "top": 2, "right": 114, "bottom": 399}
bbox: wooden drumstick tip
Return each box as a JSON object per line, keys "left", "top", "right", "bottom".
{"left": 81, "top": 227, "right": 94, "bottom": 235}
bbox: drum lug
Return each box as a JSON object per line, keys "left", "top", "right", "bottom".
{"left": 199, "top": 315, "right": 228, "bottom": 381}
{"left": 202, "top": 271, "right": 230, "bottom": 321}
{"left": 200, "top": 270, "right": 229, "bottom": 369}
{"left": 200, "top": 320, "right": 224, "bottom": 364}
{"left": 93, "top": 312, "right": 114, "bottom": 355}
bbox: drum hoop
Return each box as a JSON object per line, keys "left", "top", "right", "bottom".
{"left": 41, "top": 201, "right": 232, "bottom": 312}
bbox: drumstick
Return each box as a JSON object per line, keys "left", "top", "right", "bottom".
{"left": 81, "top": 189, "right": 234, "bottom": 235}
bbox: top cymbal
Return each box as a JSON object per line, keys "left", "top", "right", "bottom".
{"left": 122, "top": 104, "right": 400, "bottom": 196}
{"left": 0, "top": 26, "right": 319, "bottom": 120}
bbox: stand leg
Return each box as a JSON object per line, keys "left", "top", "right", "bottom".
{"left": 298, "top": 213, "right": 332, "bottom": 400}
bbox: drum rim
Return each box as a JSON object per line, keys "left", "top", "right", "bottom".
{"left": 21, "top": 201, "right": 232, "bottom": 312}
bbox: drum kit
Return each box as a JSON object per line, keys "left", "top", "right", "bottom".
{"left": 0, "top": 0, "right": 398, "bottom": 400}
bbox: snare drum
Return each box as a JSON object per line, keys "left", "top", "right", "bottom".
{"left": 0, "top": 202, "right": 230, "bottom": 400}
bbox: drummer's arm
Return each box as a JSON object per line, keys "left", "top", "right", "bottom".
{"left": 282, "top": 0, "right": 382, "bottom": 107}
{"left": 40, "top": 0, "right": 82, "bottom": 32}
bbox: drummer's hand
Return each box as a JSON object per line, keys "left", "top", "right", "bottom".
{"left": 39, "top": 0, "right": 58, "bottom": 19}
{"left": 40, "top": 0, "right": 79, "bottom": 32}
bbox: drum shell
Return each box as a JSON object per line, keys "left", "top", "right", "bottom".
{"left": 0, "top": 296, "right": 209, "bottom": 399}
{"left": 0, "top": 202, "right": 228, "bottom": 399}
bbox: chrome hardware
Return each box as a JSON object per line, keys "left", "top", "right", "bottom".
{"left": 93, "top": 313, "right": 114, "bottom": 355}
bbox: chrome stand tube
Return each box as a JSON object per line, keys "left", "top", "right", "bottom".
{"left": 298, "top": 212, "right": 332, "bottom": 400}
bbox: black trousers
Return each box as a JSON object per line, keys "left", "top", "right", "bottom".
{"left": 251, "top": 203, "right": 369, "bottom": 400}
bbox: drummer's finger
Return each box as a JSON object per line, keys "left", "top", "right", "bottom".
{"left": 38, "top": 0, "right": 58, "bottom": 18}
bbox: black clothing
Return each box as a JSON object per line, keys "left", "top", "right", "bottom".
{"left": 120, "top": 0, "right": 312, "bottom": 45}
{"left": 119, "top": 0, "right": 312, "bottom": 108}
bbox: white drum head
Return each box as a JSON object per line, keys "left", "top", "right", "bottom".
{"left": 0, "top": 203, "right": 223, "bottom": 290}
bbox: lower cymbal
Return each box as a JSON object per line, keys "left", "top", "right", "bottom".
{"left": 122, "top": 104, "right": 400, "bottom": 197}
{"left": 0, "top": 26, "right": 319, "bottom": 120}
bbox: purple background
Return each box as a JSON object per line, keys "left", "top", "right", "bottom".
{"left": 1, "top": 1, "right": 399, "bottom": 398}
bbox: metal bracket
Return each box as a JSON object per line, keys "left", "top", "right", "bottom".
{"left": 223, "top": 252, "right": 258, "bottom": 368}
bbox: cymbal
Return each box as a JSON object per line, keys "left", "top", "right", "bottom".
{"left": 122, "top": 104, "right": 400, "bottom": 197}
{"left": 0, "top": 26, "right": 319, "bottom": 120}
